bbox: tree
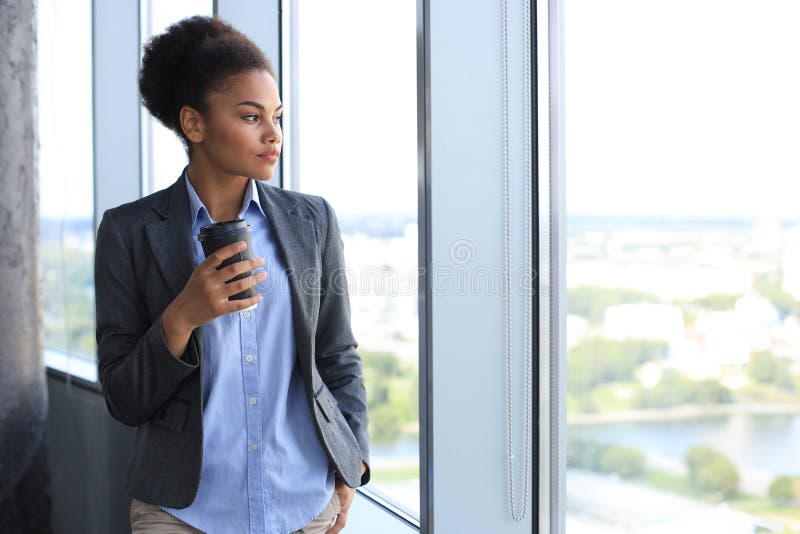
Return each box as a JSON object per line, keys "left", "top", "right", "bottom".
{"left": 368, "top": 404, "right": 401, "bottom": 445}
{"left": 748, "top": 351, "right": 796, "bottom": 392}
{"left": 362, "top": 350, "right": 418, "bottom": 444}
{"left": 568, "top": 286, "right": 660, "bottom": 324}
{"left": 684, "top": 445, "right": 739, "bottom": 499}
{"left": 690, "top": 294, "right": 741, "bottom": 311}
{"left": 597, "top": 445, "right": 646, "bottom": 479}
{"left": 695, "top": 455, "right": 739, "bottom": 499}
{"left": 768, "top": 476, "right": 800, "bottom": 506}
{"left": 755, "top": 273, "right": 800, "bottom": 318}
{"left": 636, "top": 370, "right": 693, "bottom": 408}
{"left": 749, "top": 351, "right": 778, "bottom": 384}
{"left": 635, "top": 372, "right": 732, "bottom": 409}
{"left": 567, "top": 437, "right": 606, "bottom": 470}
{"left": 692, "top": 379, "right": 733, "bottom": 404}
{"left": 684, "top": 446, "right": 718, "bottom": 482}
{"left": 568, "top": 337, "right": 668, "bottom": 393}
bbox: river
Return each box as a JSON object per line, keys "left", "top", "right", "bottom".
{"left": 570, "top": 412, "right": 800, "bottom": 477}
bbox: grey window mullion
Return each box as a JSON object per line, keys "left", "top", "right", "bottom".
{"left": 93, "top": 0, "right": 142, "bottom": 234}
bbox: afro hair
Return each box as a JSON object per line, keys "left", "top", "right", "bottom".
{"left": 138, "top": 16, "right": 274, "bottom": 153}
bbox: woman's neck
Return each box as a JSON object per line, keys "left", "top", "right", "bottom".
{"left": 186, "top": 155, "right": 249, "bottom": 223}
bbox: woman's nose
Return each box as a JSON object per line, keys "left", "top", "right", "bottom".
{"left": 261, "top": 124, "right": 281, "bottom": 143}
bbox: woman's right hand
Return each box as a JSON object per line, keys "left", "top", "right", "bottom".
{"left": 161, "top": 241, "right": 266, "bottom": 357}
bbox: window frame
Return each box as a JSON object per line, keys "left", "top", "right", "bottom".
{"left": 539, "top": 0, "right": 566, "bottom": 532}
{"left": 278, "top": 0, "right": 427, "bottom": 528}
{"left": 46, "top": 1, "right": 550, "bottom": 532}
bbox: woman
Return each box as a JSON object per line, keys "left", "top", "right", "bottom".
{"left": 94, "top": 16, "right": 369, "bottom": 534}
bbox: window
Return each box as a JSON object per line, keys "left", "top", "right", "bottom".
{"left": 38, "top": 0, "right": 97, "bottom": 380}
{"left": 564, "top": 2, "right": 800, "bottom": 532}
{"left": 291, "top": 0, "right": 421, "bottom": 517}
{"left": 140, "top": 0, "right": 214, "bottom": 195}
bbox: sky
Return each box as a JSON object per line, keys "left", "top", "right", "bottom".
{"left": 37, "top": 0, "right": 93, "bottom": 219}
{"left": 565, "top": 0, "right": 800, "bottom": 219}
{"left": 37, "top": 1, "right": 800, "bottom": 220}
{"left": 295, "top": 0, "right": 418, "bottom": 216}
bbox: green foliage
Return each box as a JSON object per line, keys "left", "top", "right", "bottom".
{"left": 567, "top": 437, "right": 606, "bottom": 470}
{"left": 691, "top": 294, "right": 741, "bottom": 311}
{"left": 568, "top": 286, "right": 661, "bottom": 324}
{"left": 755, "top": 273, "right": 800, "bottom": 318}
{"left": 635, "top": 370, "right": 732, "bottom": 408}
{"left": 748, "top": 351, "right": 796, "bottom": 392}
{"left": 691, "top": 379, "right": 735, "bottom": 404}
{"left": 367, "top": 403, "right": 401, "bottom": 444}
{"left": 696, "top": 456, "right": 739, "bottom": 498}
{"left": 768, "top": 476, "right": 800, "bottom": 506}
{"left": 567, "top": 337, "right": 668, "bottom": 393}
{"left": 749, "top": 351, "right": 779, "bottom": 384}
{"left": 362, "top": 350, "right": 418, "bottom": 445}
{"left": 637, "top": 370, "right": 694, "bottom": 408}
{"left": 41, "top": 242, "right": 96, "bottom": 358}
{"left": 597, "top": 445, "right": 646, "bottom": 478}
{"left": 683, "top": 445, "right": 739, "bottom": 499}
{"left": 685, "top": 446, "right": 719, "bottom": 476}
{"left": 567, "top": 437, "right": 646, "bottom": 479}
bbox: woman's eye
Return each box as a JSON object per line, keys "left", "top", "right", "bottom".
{"left": 273, "top": 115, "right": 283, "bottom": 125}
{"left": 243, "top": 114, "right": 259, "bottom": 122}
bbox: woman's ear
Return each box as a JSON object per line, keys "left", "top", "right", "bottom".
{"left": 179, "top": 105, "right": 205, "bottom": 144}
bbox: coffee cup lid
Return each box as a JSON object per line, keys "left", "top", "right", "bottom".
{"left": 198, "top": 219, "right": 250, "bottom": 241}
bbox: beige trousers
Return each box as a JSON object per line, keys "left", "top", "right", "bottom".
{"left": 130, "top": 491, "right": 342, "bottom": 534}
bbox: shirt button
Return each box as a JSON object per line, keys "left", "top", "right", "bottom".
{"left": 250, "top": 443, "right": 258, "bottom": 451}
{"left": 242, "top": 310, "right": 252, "bottom": 319}
{"left": 249, "top": 397, "right": 257, "bottom": 405}
{"left": 246, "top": 354, "right": 255, "bottom": 363}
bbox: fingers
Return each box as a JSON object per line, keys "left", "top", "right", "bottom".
{"left": 217, "top": 256, "right": 265, "bottom": 283}
{"left": 202, "top": 240, "right": 248, "bottom": 272}
{"left": 235, "top": 293, "right": 263, "bottom": 310}
{"left": 223, "top": 271, "right": 268, "bottom": 299}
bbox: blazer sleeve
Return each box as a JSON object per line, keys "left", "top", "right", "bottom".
{"left": 94, "top": 208, "right": 199, "bottom": 427}
{"left": 313, "top": 197, "right": 371, "bottom": 486}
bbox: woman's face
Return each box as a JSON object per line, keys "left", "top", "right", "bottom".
{"left": 193, "top": 68, "right": 283, "bottom": 181}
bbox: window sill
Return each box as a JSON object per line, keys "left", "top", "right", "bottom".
{"left": 45, "top": 347, "right": 99, "bottom": 386}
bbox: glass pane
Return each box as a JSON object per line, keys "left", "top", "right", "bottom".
{"left": 140, "top": 0, "right": 214, "bottom": 194}
{"left": 565, "top": 2, "right": 800, "bottom": 533}
{"left": 38, "top": 0, "right": 97, "bottom": 379}
{"left": 295, "top": 0, "right": 420, "bottom": 516}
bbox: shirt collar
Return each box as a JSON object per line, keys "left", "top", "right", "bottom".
{"left": 183, "top": 166, "right": 266, "bottom": 229}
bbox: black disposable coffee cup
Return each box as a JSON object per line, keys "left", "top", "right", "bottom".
{"left": 197, "top": 219, "right": 258, "bottom": 309}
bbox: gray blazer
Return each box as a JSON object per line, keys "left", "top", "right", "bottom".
{"left": 94, "top": 172, "right": 370, "bottom": 509}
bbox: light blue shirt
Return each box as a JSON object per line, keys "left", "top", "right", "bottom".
{"left": 161, "top": 168, "right": 335, "bottom": 534}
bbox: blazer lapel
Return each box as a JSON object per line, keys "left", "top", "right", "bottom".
{"left": 144, "top": 174, "right": 197, "bottom": 309}
{"left": 141, "top": 174, "right": 317, "bottom": 384}
{"left": 255, "top": 182, "right": 319, "bottom": 379}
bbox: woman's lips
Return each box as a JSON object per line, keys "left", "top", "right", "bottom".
{"left": 258, "top": 152, "right": 279, "bottom": 163}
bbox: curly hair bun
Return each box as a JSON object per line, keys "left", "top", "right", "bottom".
{"left": 138, "top": 15, "right": 273, "bottom": 146}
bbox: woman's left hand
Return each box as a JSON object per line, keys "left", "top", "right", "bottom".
{"left": 326, "top": 462, "right": 367, "bottom": 534}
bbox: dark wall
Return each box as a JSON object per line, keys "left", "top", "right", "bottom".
{"left": 46, "top": 370, "right": 135, "bottom": 534}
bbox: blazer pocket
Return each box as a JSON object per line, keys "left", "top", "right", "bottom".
{"left": 151, "top": 397, "right": 191, "bottom": 433}
{"left": 314, "top": 384, "right": 339, "bottom": 424}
